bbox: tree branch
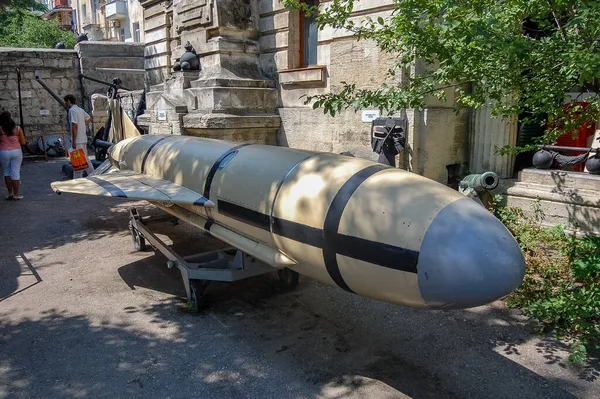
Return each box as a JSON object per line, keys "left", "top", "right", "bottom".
{"left": 420, "top": 81, "right": 471, "bottom": 95}
{"left": 546, "top": 0, "right": 567, "bottom": 40}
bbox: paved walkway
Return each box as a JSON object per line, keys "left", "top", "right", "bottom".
{"left": 0, "top": 159, "right": 598, "bottom": 398}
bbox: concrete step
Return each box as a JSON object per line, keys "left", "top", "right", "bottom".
{"left": 507, "top": 183, "right": 600, "bottom": 207}
{"left": 517, "top": 168, "right": 600, "bottom": 191}
{"left": 183, "top": 87, "right": 279, "bottom": 113}
{"left": 190, "top": 77, "right": 275, "bottom": 89}
{"left": 506, "top": 168, "right": 600, "bottom": 236}
{"left": 506, "top": 195, "right": 600, "bottom": 236}
{"left": 183, "top": 112, "right": 281, "bottom": 130}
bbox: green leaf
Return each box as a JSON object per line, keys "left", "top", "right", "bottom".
{"left": 0, "top": 6, "right": 77, "bottom": 49}
{"left": 282, "top": 0, "right": 600, "bottom": 147}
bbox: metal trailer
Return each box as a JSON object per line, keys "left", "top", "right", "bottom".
{"left": 127, "top": 208, "right": 300, "bottom": 312}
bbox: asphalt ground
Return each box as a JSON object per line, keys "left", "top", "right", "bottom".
{"left": 0, "top": 158, "right": 598, "bottom": 399}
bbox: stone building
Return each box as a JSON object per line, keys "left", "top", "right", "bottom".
{"left": 71, "top": 0, "right": 145, "bottom": 43}
{"left": 135, "top": 0, "right": 495, "bottom": 186}
{"left": 40, "top": 0, "right": 75, "bottom": 31}
{"left": 134, "top": 0, "right": 596, "bottom": 191}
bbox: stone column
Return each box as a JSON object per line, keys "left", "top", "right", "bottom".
{"left": 140, "top": 0, "right": 173, "bottom": 87}
{"left": 470, "top": 107, "right": 517, "bottom": 178}
{"left": 137, "top": 0, "right": 280, "bottom": 143}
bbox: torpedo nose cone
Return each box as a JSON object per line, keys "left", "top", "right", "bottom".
{"left": 418, "top": 197, "right": 525, "bottom": 310}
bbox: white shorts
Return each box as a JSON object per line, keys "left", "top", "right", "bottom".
{"left": 0, "top": 149, "right": 23, "bottom": 180}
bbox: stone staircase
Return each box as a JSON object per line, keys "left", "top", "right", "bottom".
{"left": 506, "top": 168, "right": 600, "bottom": 236}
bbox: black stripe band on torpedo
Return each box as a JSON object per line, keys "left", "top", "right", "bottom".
{"left": 141, "top": 137, "right": 168, "bottom": 173}
{"left": 322, "top": 164, "right": 389, "bottom": 292}
{"left": 204, "top": 143, "right": 251, "bottom": 199}
{"left": 50, "top": 133, "right": 526, "bottom": 311}
{"left": 217, "top": 199, "right": 419, "bottom": 274}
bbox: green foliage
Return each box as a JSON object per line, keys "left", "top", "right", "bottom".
{"left": 492, "top": 195, "right": 600, "bottom": 364}
{"left": 282, "top": 0, "right": 600, "bottom": 152}
{"left": 0, "top": 0, "right": 77, "bottom": 49}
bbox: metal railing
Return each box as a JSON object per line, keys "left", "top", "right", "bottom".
{"left": 532, "top": 144, "right": 600, "bottom": 174}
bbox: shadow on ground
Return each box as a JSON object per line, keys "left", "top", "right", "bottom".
{"left": 114, "top": 229, "right": 599, "bottom": 397}
{"left": 1, "top": 269, "right": 598, "bottom": 398}
{"left": 0, "top": 160, "right": 158, "bottom": 301}
{"left": 1, "top": 160, "right": 598, "bottom": 399}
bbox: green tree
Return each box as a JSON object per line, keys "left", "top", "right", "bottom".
{"left": 0, "top": 0, "right": 77, "bottom": 49}
{"left": 283, "top": 0, "right": 600, "bottom": 153}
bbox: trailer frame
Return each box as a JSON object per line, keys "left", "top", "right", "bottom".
{"left": 127, "top": 208, "right": 299, "bottom": 311}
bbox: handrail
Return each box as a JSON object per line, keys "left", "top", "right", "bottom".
{"left": 539, "top": 144, "right": 599, "bottom": 153}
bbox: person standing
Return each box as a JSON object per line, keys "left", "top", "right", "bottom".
{"left": 0, "top": 111, "right": 26, "bottom": 200}
{"left": 63, "top": 94, "right": 94, "bottom": 178}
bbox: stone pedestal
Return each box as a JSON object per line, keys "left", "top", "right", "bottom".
{"left": 138, "top": 0, "right": 280, "bottom": 143}
{"left": 184, "top": 113, "right": 280, "bottom": 144}
{"left": 506, "top": 168, "right": 600, "bottom": 236}
{"left": 470, "top": 107, "right": 517, "bottom": 178}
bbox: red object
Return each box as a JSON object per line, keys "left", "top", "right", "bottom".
{"left": 69, "top": 148, "right": 89, "bottom": 172}
{"left": 554, "top": 102, "right": 596, "bottom": 171}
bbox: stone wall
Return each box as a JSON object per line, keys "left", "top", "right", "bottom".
{"left": 0, "top": 48, "right": 80, "bottom": 145}
{"left": 76, "top": 41, "right": 145, "bottom": 135}
{"left": 278, "top": 108, "right": 379, "bottom": 161}
{"left": 76, "top": 41, "right": 145, "bottom": 104}
{"left": 506, "top": 169, "right": 600, "bottom": 237}
{"left": 0, "top": 44, "right": 145, "bottom": 150}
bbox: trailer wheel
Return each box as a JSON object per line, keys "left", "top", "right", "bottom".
{"left": 278, "top": 267, "right": 299, "bottom": 288}
{"left": 189, "top": 280, "right": 208, "bottom": 313}
{"left": 129, "top": 221, "right": 146, "bottom": 251}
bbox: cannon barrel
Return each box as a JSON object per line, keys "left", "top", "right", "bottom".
{"left": 79, "top": 74, "right": 132, "bottom": 91}
{"left": 92, "top": 138, "right": 113, "bottom": 149}
{"left": 34, "top": 76, "right": 69, "bottom": 111}
{"left": 459, "top": 171, "right": 499, "bottom": 193}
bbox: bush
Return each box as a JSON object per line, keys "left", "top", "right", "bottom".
{"left": 492, "top": 196, "right": 600, "bottom": 364}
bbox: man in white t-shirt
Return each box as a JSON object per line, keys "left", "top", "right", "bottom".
{"left": 64, "top": 94, "right": 94, "bottom": 178}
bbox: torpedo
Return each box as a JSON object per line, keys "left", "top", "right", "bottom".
{"left": 51, "top": 134, "right": 526, "bottom": 310}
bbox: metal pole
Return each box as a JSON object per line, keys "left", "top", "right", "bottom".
{"left": 34, "top": 76, "right": 69, "bottom": 111}
{"left": 79, "top": 74, "right": 132, "bottom": 91}
{"left": 94, "top": 67, "right": 146, "bottom": 74}
{"left": 102, "top": 83, "right": 120, "bottom": 142}
{"left": 16, "top": 67, "right": 24, "bottom": 132}
{"left": 15, "top": 67, "right": 34, "bottom": 155}
{"left": 76, "top": 51, "right": 88, "bottom": 114}
{"left": 540, "top": 144, "right": 599, "bottom": 153}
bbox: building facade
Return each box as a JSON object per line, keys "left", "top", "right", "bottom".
{"left": 259, "top": 0, "right": 473, "bottom": 184}
{"left": 136, "top": 0, "right": 583, "bottom": 186}
{"left": 71, "top": 0, "right": 145, "bottom": 43}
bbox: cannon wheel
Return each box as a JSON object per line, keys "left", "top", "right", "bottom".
{"left": 278, "top": 267, "right": 299, "bottom": 288}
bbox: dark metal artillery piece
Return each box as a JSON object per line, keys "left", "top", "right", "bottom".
{"left": 532, "top": 145, "right": 600, "bottom": 175}
{"left": 458, "top": 171, "right": 500, "bottom": 208}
